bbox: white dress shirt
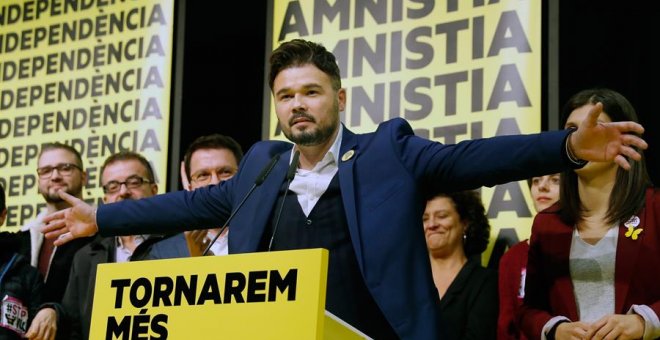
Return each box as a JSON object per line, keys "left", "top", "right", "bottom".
{"left": 288, "top": 128, "right": 343, "bottom": 217}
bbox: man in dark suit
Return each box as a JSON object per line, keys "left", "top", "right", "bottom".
{"left": 23, "top": 143, "right": 93, "bottom": 304}
{"left": 147, "top": 133, "right": 243, "bottom": 259}
{"left": 61, "top": 151, "right": 161, "bottom": 340}
{"left": 42, "top": 39, "right": 648, "bottom": 339}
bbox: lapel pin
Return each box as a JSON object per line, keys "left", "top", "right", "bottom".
{"left": 341, "top": 150, "right": 355, "bottom": 162}
{"left": 624, "top": 215, "right": 640, "bottom": 228}
{"left": 624, "top": 225, "right": 643, "bottom": 240}
{"left": 624, "top": 216, "right": 642, "bottom": 240}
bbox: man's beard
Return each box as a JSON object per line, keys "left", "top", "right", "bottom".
{"left": 42, "top": 185, "right": 81, "bottom": 203}
{"left": 282, "top": 105, "right": 339, "bottom": 146}
{"left": 285, "top": 122, "right": 337, "bottom": 146}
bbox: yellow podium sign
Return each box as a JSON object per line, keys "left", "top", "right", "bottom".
{"left": 90, "top": 248, "right": 367, "bottom": 339}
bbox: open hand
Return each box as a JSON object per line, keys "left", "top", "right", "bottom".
{"left": 570, "top": 102, "right": 647, "bottom": 170}
{"left": 41, "top": 190, "right": 98, "bottom": 246}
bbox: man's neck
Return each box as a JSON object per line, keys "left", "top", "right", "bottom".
{"left": 119, "top": 235, "right": 140, "bottom": 253}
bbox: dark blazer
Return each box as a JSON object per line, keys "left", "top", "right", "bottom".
{"left": 98, "top": 118, "right": 574, "bottom": 339}
{"left": 61, "top": 235, "right": 159, "bottom": 340}
{"left": 439, "top": 257, "right": 498, "bottom": 340}
{"left": 62, "top": 235, "right": 115, "bottom": 340}
{"left": 0, "top": 253, "right": 44, "bottom": 340}
{"left": 18, "top": 216, "right": 93, "bottom": 304}
{"left": 518, "top": 188, "right": 660, "bottom": 340}
{"left": 146, "top": 233, "right": 190, "bottom": 259}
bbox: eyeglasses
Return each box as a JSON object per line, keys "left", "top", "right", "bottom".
{"left": 37, "top": 163, "right": 81, "bottom": 179}
{"left": 191, "top": 167, "right": 236, "bottom": 184}
{"left": 102, "top": 175, "right": 152, "bottom": 194}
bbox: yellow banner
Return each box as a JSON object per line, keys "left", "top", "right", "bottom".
{"left": 90, "top": 249, "right": 331, "bottom": 339}
{"left": 0, "top": 0, "right": 175, "bottom": 230}
{"left": 266, "top": 0, "right": 542, "bottom": 266}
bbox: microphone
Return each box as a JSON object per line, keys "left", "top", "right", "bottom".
{"left": 268, "top": 150, "right": 300, "bottom": 251}
{"left": 202, "top": 153, "right": 281, "bottom": 255}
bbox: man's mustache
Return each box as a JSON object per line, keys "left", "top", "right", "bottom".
{"left": 289, "top": 112, "right": 316, "bottom": 127}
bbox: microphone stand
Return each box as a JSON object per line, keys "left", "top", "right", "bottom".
{"left": 202, "top": 153, "right": 281, "bottom": 256}
{"left": 268, "top": 150, "right": 300, "bottom": 251}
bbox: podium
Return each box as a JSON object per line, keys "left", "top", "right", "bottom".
{"left": 90, "top": 248, "right": 370, "bottom": 339}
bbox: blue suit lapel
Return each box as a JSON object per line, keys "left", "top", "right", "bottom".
{"left": 338, "top": 127, "right": 364, "bottom": 271}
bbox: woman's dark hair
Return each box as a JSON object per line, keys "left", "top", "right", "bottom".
{"left": 559, "top": 88, "right": 651, "bottom": 226}
{"left": 434, "top": 190, "right": 491, "bottom": 257}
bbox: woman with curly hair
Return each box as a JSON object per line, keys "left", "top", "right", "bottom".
{"left": 423, "top": 189, "right": 498, "bottom": 339}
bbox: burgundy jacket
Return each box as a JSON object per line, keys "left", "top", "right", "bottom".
{"left": 518, "top": 188, "right": 660, "bottom": 339}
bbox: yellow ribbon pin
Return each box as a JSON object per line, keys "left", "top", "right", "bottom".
{"left": 625, "top": 225, "right": 643, "bottom": 240}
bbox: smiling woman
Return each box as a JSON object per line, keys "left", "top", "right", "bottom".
{"left": 422, "top": 189, "right": 498, "bottom": 339}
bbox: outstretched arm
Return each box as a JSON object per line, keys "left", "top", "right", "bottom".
{"left": 568, "top": 102, "right": 647, "bottom": 170}
{"left": 41, "top": 191, "right": 98, "bottom": 246}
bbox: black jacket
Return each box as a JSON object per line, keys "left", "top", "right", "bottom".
{"left": 0, "top": 252, "right": 43, "bottom": 339}
{"left": 61, "top": 234, "right": 162, "bottom": 340}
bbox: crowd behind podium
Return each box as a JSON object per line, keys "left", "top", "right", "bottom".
{"left": 1, "top": 39, "right": 657, "bottom": 340}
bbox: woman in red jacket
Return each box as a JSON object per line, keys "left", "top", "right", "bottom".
{"left": 498, "top": 173, "right": 560, "bottom": 340}
{"left": 518, "top": 88, "right": 659, "bottom": 340}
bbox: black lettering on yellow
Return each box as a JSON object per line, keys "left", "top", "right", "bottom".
{"left": 129, "top": 277, "right": 152, "bottom": 309}
{"left": 110, "top": 279, "right": 131, "bottom": 309}
{"left": 268, "top": 269, "right": 297, "bottom": 302}
{"left": 487, "top": 182, "right": 532, "bottom": 219}
{"left": 173, "top": 275, "right": 197, "bottom": 306}
{"left": 246, "top": 270, "right": 268, "bottom": 303}
{"left": 152, "top": 276, "right": 173, "bottom": 307}
{"left": 223, "top": 272, "right": 246, "bottom": 303}
{"left": 196, "top": 273, "right": 221, "bottom": 305}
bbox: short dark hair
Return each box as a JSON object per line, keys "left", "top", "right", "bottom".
{"left": 100, "top": 151, "right": 156, "bottom": 183}
{"left": 432, "top": 190, "right": 491, "bottom": 257}
{"left": 39, "top": 142, "right": 83, "bottom": 168}
{"left": 268, "top": 39, "right": 342, "bottom": 91}
{"left": 183, "top": 134, "right": 244, "bottom": 182}
{"left": 0, "top": 184, "right": 5, "bottom": 213}
{"left": 559, "top": 88, "right": 651, "bottom": 226}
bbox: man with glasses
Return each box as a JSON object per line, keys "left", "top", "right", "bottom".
{"left": 61, "top": 151, "right": 161, "bottom": 340}
{"left": 147, "top": 134, "right": 243, "bottom": 258}
{"left": 21, "top": 143, "right": 92, "bottom": 305}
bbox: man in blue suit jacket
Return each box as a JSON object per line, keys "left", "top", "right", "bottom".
{"left": 43, "top": 39, "right": 648, "bottom": 339}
